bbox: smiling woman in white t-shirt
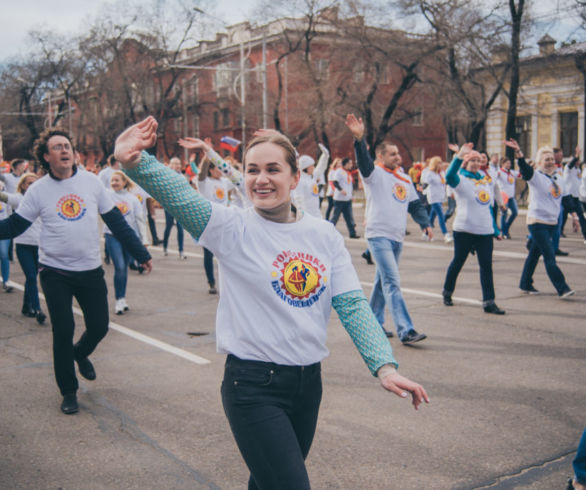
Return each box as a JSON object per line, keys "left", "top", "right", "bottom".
{"left": 114, "top": 116, "right": 429, "bottom": 490}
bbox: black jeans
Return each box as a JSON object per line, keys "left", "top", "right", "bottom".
{"left": 443, "top": 231, "right": 495, "bottom": 302}
{"left": 520, "top": 223, "right": 569, "bottom": 294}
{"left": 329, "top": 200, "right": 357, "bottom": 237}
{"left": 203, "top": 247, "right": 215, "bottom": 287}
{"left": 163, "top": 210, "right": 184, "bottom": 252}
{"left": 148, "top": 213, "right": 160, "bottom": 244}
{"left": 324, "top": 196, "right": 335, "bottom": 221}
{"left": 15, "top": 244, "right": 40, "bottom": 311}
{"left": 221, "top": 354, "right": 322, "bottom": 490}
{"left": 40, "top": 266, "right": 109, "bottom": 395}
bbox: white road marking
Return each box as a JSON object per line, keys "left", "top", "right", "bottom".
{"left": 359, "top": 281, "right": 482, "bottom": 305}
{"left": 7, "top": 281, "right": 211, "bottom": 365}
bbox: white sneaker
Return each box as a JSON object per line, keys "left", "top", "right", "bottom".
{"left": 421, "top": 232, "right": 429, "bottom": 242}
{"left": 163, "top": 248, "right": 168, "bottom": 256}
{"left": 120, "top": 298, "right": 129, "bottom": 311}
{"left": 444, "top": 234, "right": 453, "bottom": 243}
{"left": 179, "top": 253, "right": 187, "bottom": 260}
{"left": 115, "top": 299, "right": 125, "bottom": 315}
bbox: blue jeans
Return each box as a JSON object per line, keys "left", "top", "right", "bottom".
{"left": 553, "top": 204, "right": 564, "bottom": 251}
{"left": 520, "top": 223, "right": 569, "bottom": 295}
{"left": 429, "top": 202, "right": 448, "bottom": 234}
{"left": 443, "top": 232, "right": 495, "bottom": 302}
{"left": 367, "top": 237, "right": 415, "bottom": 339}
{"left": 329, "top": 200, "right": 357, "bottom": 237}
{"left": 221, "top": 354, "right": 322, "bottom": 490}
{"left": 105, "top": 234, "right": 131, "bottom": 299}
{"left": 500, "top": 197, "right": 518, "bottom": 237}
{"left": 574, "top": 428, "right": 586, "bottom": 485}
{"left": 0, "top": 239, "right": 10, "bottom": 283}
{"left": 203, "top": 247, "right": 215, "bottom": 286}
{"left": 163, "top": 210, "right": 184, "bottom": 252}
{"left": 16, "top": 244, "right": 41, "bottom": 311}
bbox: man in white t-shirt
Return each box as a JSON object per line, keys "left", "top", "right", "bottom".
{"left": 0, "top": 128, "right": 152, "bottom": 415}
{"left": 329, "top": 157, "right": 359, "bottom": 238}
{"left": 346, "top": 114, "right": 430, "bottom": 344}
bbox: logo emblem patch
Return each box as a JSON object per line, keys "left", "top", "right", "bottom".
{"left": 271, "top": 251, "right": 327, "bottom": 307}
{"left": 116, "top": 201, "right": 130, "bottom": 216}
{"left": 392, "top": 183, "right": 407, "bottom": 202}
{"left": 475, "top": 189, "right": 490, "bottom": 205}
{"left": 215, "top": 187, "right": 225, "bottom": 201}
{"left": 56, "top": 194, "right": 86, "bottom": 221}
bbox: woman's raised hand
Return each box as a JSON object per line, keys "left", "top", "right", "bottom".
{"left": 178, "top": 137, "right": 210, "bottom": 152}
{"left": 447, "top": 143, "right": 460, "bottom": 154}
{"left": 456, "top": 143, "right": 474, "bottom": 160}
{"left": 345, "top": 114, "right": 364, "bottom": 140}
{"left": 503, "top": 138, "right": 523, "bottom": 157}
{"left": 114, "top": 117, "right": 158, "bottom": 167}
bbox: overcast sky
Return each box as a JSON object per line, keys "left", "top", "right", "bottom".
{"left": 1, "top": 0, "right": 583, "bottom": 62}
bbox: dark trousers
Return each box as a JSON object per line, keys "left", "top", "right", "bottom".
{"left": 324, "top": 196, "right": 335, "bottom": 221}
{"left": 15, "top": 244, "right": 40, "bottom": 311}
{"left": 561, "top": 196, "right": 586, "bottom": 238}
{"left": 443, "top": 231, "right": 495, "bottom": 302}
{"left": 163, "top": 210, "right": 184, "bottom": 252}
{"left": 148, "top": 214, "right": 160, "bottom": 244}
{"left": 329, "top": 200, "right": 357, "bottom": 237}
{"left": 221, "top": 354, "right": 322, "bottom": 490}
{"left": 40, "top": 266, "right": 109, "bottom": 395}
{"left": 203, "top": 247, "right": 215, "bottom": 287}
{"left": 520, "top": 223, "right": 569, "bottom": 295}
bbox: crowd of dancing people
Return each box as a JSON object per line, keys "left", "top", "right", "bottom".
{"left": 1, "top": 114, "right": 585, "bottom": 489}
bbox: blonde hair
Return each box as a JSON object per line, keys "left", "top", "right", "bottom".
{"left": 111, "top": 170, "right": 134, "bottom": 190}
{"left": 17, "top": 172, "right": 38, "bottom": 194}
{"left": 535, "top": 146, "right": 554, "bottom": 166}
{"left": 428, "top": 156, "right": 443, "bottom": 173}
{"left": 244, "top": 133, "right": 298, "bottom": 174}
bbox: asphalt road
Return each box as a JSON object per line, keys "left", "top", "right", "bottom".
{"left": 1, "top": 205, "right": 585, "bottom": 489}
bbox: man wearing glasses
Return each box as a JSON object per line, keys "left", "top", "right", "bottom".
{"left": 0, "top": 128, "right": 152, "bottom": 415}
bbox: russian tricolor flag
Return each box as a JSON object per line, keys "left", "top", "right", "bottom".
{"left": 220, "top": 136, "right": 241, "bottom": 153}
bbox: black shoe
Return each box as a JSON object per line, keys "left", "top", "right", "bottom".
{"left": 483, "top": 303, "right": 506, "bottom": 315}
{"left": 60, "top": 393, "right": 79, "bottom": 415}
{"left": 520, "top": 286, "right": 539, "bottom": 295}
{"left": 35, "top": 310, "right": 47, "bottom": 325}
{"left": 209, "top": 286, "right": 217, "bottom": 295}
{"left": 76, "top": 356, "right": 96, "bottom": 381}
{"left": 443, "top": 292, "right": 453, "bottom": 306}
{"left": 361, "top": 251, "right": 374, "bottom": 265}
{"left": 22, "top": 305, "right": 36, "bottom": 317}
{"left": 567, "top": 477, "right": 575, "bottom": 490}
{"left": 555, "top": 249, "right": 569, "bottom": 256}
{"left": 129, "top": 262, "right": 138, "bottom": 271}
{"left": 401, "top": 330, "right": 427, "bottom": 345}
{"left": 3, "top": 282, "right": 13, "bottom": 293}
{"left": 383, "top": 329, "right": 394, "bottom": 338}
{"left": 153, "top": 239, "right": 163, "bottom": 246}
{"left": 104, "top": 256, "right": 111, "bottom": 265}
{"left": 349, "top": 234, "right": 360, "bottom": 239}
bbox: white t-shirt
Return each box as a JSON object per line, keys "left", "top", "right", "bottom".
{"left": 131, "top": 185, "right": 151, "bottom": 219}
{"left": 198, "top": 205, "right": 362, "bottom": 366}
{"left": 98, "top": 167, "right": 114, "bottom": 188}
{"left": 563, "top": 165, "right": 581, "bottom": 198}
{"left": 497, "top": 168, "right": 520, "bottom": 199}
{"left": 333, "top": 168, "right": 353, "bottom": 201}
{"left": 451, "top": 174, "right": 495, "bottom": 235}
{"left": 424, "top": 171, "right": 446, "bottom": 204}
{"left": 5, "top": 193, "right": 41, "bottom": 246}
{"left": 292, "top": 172, "right": 322, "bottom": 218}
{"left": 362, "top": 165, "right": 419, "bottom": 242}
{"left": 1, "top": 173, "right": 21, "bottom": 213}
{"left": 17, "top": 170, "right": 115, "bottom": 271}
{"left": 198, "top": 177, "right": 232, "bottom": 206}
{"left": 103, "top": 189, "right": 144, "bottom": 242}
{"left": 527, "top": 171, "right": 563, "bottom": 225}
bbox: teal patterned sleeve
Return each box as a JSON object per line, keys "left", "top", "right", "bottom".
{"left": 332, "top": 289, "right": 398, "bottom": 376}
{"left": 125, "top": 151, "right": 212, "bottom": 240}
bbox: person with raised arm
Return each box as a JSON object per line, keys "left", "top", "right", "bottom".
{"left": 291, "top": 144, "right": 330, "bottom": 218}
{"left": 442, "top": 143, "right": 505, "bottom": 315}
{"left": 497, "top": 156, "right": 521, "bottom": 239}
{"left": 0, "top": 128, "right": 152, "bottom": 415}
{"left": 115, "top": 116, "right": 429, "bottom": 490}
{"left": 504, "top": 139, "right": 575, "bottom": 297}
{"left": 345, "top": 113, "right": 430, "bottom": 343}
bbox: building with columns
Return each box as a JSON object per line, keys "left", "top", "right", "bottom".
{"left": 485, "top": 36, "right": 586, "bottom": 160}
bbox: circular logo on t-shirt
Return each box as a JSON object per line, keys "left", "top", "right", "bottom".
{"left": 508, "top": 176, "right": 514, "bottom": 184}
{"left": 116, "top": 201, "right": 130, "bottom": 216}
{"left": 56, "top": 194, "right": 87, "bottom": 221}
{"left": 271, "top": 251, "right": 326, "bottom": 307}
{"left": 0, "top": 203, "right": 3, "bottom": 212}
{"left": 550, "top": 185, "right": 561, "bottom": 199}
{"left": 215, "top": 187, "right": 225, "bottom": 201}
{"left": 135, "top": 194, "right": 144, "bottom": 204}
{"left": 312, "top": 184, "right": 319, "bottom": 196}
{"left": 392, "top": 183, "right": 407, "bottom": 202}
{"left": 475, "top": 189, "right": 491, "bottom": 205}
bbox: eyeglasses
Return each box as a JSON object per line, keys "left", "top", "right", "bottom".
{"left": 50, "top": 143, "right": 72, "bottom": 152}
